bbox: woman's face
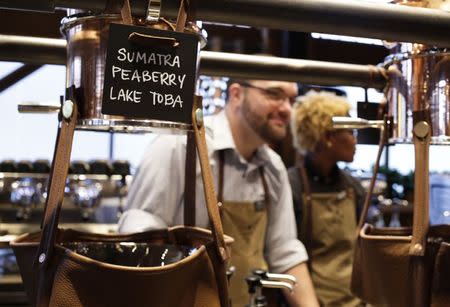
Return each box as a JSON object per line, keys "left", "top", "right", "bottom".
{"left": 328, "top": 129, "right": 357, "bottom": 162}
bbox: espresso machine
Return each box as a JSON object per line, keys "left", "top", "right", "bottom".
{"left": 0, "top": 158, "right": 132, "bottom": 304}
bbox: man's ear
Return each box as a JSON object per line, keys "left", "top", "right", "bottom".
{"left": 227, "top": 83, "right": 244, "bottom": 106}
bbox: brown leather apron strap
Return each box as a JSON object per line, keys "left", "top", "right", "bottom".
{"left": 297, "top": 158, "right": 313, "bottom": 261}
{"left": 356, "top": 116, "right": 389, "bottom": 232}
{"left": 184, "top": 130, "right": 196, "bottom": 226}
{"left": 218, "top": 150, "right": 225, "bottom": 203}
{"left": 192, "top": 96, "right": 229, "bottom": 262}
{"left": 258, "top": 166, "right": 270, "bottom": 208}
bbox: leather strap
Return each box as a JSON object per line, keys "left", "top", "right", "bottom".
{"left": 258, "top": 166, "right": 270, "bottom": 208}
{"left": 218, "top": 150, "right": 225, "bottom": 203}
{"left": 120, "top": 0, "right": 133, "bottom": 25}
{"left": 355, "top": 112, "right": 430, "bottom": 257}
{"left": 184, "top": 130, "right": 196, "bottom": 226}
{"left": 356, "top": 116, "right": 389, "bottom": 232}
{"left": 36, "top": 101, "right": 78, "bottom": 306}
{"left": 409, "top": 111, "right": 431, "bottom": 256}
{"left": 104, "top": 0, "right": 123, "bottom": 14}
{"left": 297, "top": 160, "right": 313, "bottom": 257}
{"left": 175, "top": 0, "right": 188, "bottom": 32}
{"left": 192, "top": 96, "right": 229, "bottom": 262}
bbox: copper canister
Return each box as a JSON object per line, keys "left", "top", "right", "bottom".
{"left": 61, "top": 12, "right": 206, "bottom": 133}
{"left": 384, "top": 0, "right": 450, "bottom": 144}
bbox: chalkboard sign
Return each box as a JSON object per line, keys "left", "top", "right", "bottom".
{"left": 101, "top": 23, "right": 199, "bottom": 124}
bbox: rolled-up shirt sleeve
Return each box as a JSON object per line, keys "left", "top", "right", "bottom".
{"left": 118, "top": 134, "right": 186, "bottom": 233}
{"left": 264, "top": 164, "right": 309, "bottom": 274}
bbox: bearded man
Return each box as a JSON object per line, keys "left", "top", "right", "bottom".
{"left": 119, "top": 79, "right": 318, "bottom": 307}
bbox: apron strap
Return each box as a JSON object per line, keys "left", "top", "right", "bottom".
{"left": 218, "top": 150, "right": 225, "bottom": 203}
{"left": 184, "top": 130, "right": 196, "bottom": 226}
{"left": 297, "top": 157, "right": 313, "bottom": 262}
{"left": 258, "top": 166, "right": 270, "bottom": 208}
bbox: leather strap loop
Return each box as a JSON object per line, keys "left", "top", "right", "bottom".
{"left": 38, "top": 102, "right": 78, "bottom": 266}
{"left": 175, "top": 0, "right": 188, "bottom": 32}
{"left": 409, "top": 116, "right": 431, "bottom": 256}
{"left": 120, "top": 0, "right": 133, "bottom": 25}
{"left": 35, "top": 101, "right": 78, "bottom": 306}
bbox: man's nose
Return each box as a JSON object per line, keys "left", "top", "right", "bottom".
{"left": 277, "top": 98, "right": 292, "bottom": 113}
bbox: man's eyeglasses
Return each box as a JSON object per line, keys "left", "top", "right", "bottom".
{"left": 239, "top": 82, "right": 297, "bottom": 105}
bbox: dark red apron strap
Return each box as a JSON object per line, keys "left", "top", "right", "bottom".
{"left": 184, "top": 131, "right": 197, "bottom": 226}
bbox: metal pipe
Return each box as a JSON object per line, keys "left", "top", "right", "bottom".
{"left": 0, "top": 0, "right": 56, "bottom": 12}
{"left": 332, "top": 116, "right": 385, "bottom": 129}
{"left": 2, "top": 0, "right": 450, "bottom": 46}
{"left": 0, "top": 35, "right": 66, "bottom": 65}
{"left": 200, "top": 51, "right": 386, "bottom": 89}
{"left": 0, "top": 64, "right": 43, "bottom": 93}
{"left": 17, "top": 102, "right": 60, "bottom": 113}
{"left": 0, "top": 35, "right": 387, "bottom": 89}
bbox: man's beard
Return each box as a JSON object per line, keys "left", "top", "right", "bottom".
{"left": 241, "top": 96, "right": 287, "bottom": 144}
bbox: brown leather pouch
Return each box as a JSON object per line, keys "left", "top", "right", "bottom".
{"left": 10, "top": 95, "right": 232, "bottom": 307}
{"left": 351, "top": 115, "right": 450, "bottom": 307}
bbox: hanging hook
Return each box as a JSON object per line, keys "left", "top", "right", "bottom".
{"left": 146, "top": 0, "right": 162, "bottom": 23}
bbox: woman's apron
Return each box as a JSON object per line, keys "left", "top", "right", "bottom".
{"left": 218, "top": 151, "right": 269, "bottom": 307}
{"left": 298, "top": 166, "right": 361, "bottom": 307}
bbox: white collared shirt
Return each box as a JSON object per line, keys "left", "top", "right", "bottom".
{"left": 119, "top": 110, "right": 308, "bottom": 273}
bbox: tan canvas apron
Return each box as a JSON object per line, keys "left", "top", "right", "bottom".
{"left": 218, "top": 151, "right": 269, "bottom": 307}
{"left": 298, "top": 166, "right": 361, "bottom": 307}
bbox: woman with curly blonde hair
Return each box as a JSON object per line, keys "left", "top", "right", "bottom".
{"left": 288, "top": 90, "right": 366, "bottom": 307}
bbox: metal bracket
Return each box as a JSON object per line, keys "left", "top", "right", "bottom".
{"left": 195, "top": 108, "right": 203, "bottom": 127}
{"left": 413, "top": 121, "right": 430, "bottom": 139}
{"left": 146, "top": 0, "right": 161, "bottom": 22}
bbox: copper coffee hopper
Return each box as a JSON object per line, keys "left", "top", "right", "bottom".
{"left": 384, "top": 0, "right": 450, "bottom": 144}
{"left": 19, "top": 4, "right": 207, "bottom": 134}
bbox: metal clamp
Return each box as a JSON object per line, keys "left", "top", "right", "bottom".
{"left": 38, "top": 253, "right": 46, "bottom": 263}
{"left": 62, "top": 100, "right": 74, "bottom": 120}
{"left": 146, "top": 0, "right": 162, "bottom": 23}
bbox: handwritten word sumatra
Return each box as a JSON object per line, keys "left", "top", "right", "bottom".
{"left": 117, "top": 48, "right": 180, "bottom": 67}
